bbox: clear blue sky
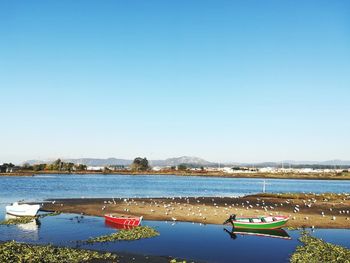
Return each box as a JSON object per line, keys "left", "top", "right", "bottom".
{"left": 1, "top": 0, "right": 349, "bottom": 163}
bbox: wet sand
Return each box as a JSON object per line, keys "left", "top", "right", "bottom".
{"left": 41, "top": 193, "right": 350, "bottom": 229}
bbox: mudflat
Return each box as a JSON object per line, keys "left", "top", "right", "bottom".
{"left": 41, "top": 193, "right": 350, "bottom": 229}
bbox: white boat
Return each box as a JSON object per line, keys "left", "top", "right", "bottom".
{"left": 5, "top": 202, "right": 41, "bottom": 217}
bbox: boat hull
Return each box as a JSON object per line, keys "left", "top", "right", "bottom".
{"left": 233, "top": 219, "right": 288, "bottom": 229}
{"left": 6, "top": 204, "right": 40, "bottom": 217}
{"left": 105, "top": 220, "right": 137, "bottom": 230}
{"left": 227, "top": 215, "right": 289, "bottom": 229}
{"left": 104, "top": 215, "right": 142, "bottom": 226}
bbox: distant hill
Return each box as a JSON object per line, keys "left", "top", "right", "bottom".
{"left": 150, "top": 156, "right": 214, "bottom": 167}
{"left": 64, "top": 158, "right": 132, "bottom": 166}
{"left": 24, "top": 156, "right": 214, "bottom": 167}
{"left": 22, "top": 157, "right": 350, "bottom": 168}
{"left": 24, "top": 159, "right": 56, "bottom": 165}
{"left": 24, "top": 158, "right": 132, "bottom": 166}
{"left": 314, "top": 160, "right": 350, "bottom": 166}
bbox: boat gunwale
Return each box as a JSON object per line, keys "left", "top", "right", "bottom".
{"left": 104, "top": 214, "right": 142, "bottom": 220}
{"left": 5, "top": 203, "right": 41, "bottom": 217}
{"left": 233, "top": 216, "right": 289, "bottom": 225}
{"left": 104, "top": 214, "right": 143, "bottom": 226}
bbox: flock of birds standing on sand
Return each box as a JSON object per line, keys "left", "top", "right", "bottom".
{"left": 74, "top": 193, "right": 350, "bottom": 226}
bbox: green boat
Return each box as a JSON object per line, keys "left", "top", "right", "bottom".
{"left": 223, "top": 214, "right": 289, "bottom": 229}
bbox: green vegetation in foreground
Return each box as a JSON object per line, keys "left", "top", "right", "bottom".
{"left": 284, "top": 226, "right": 300, "bottom": 231}
{"left": 87, "top": 226, "right": 159, "bottom": 243}
{"left": 39, "top": 211, "right": 62, "bottom": 218}
{"left": 0, "top": 216, "right": 36, "bottom": 225}
{"left": 290, "top": 231, "right": 350, "bottom": 263}
{"left": 0, "top": 212, "right": 61, "bottom": 225}
{"left": 0, "top": 241, "right": 117, "bottom": 263}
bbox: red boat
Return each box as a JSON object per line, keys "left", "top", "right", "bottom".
{"left": 104, "top": 214, "right": 143, "bottom": 226}
{"left": 105, "top": 220, "right": 137, "bottom": 230}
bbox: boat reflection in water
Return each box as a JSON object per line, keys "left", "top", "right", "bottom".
{"left": 224, "top": 227, "right": 291, "bottom": 240}
{"left": 4, "top": 214, "right": 41, "bottom": 241}
{"left": 104, "top": 220, "right": 138, "bottom": 230}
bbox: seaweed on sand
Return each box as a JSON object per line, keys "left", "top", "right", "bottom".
{"left": 290, "top": 231, "right": 350, "bottom": 263}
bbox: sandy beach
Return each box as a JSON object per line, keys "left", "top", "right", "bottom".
{"left": 41, "top": 193, "right": 350, "bottom": 229}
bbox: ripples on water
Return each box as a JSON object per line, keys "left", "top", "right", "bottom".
{"left": 1, "top": 174, "right": 349, "bottom": 205}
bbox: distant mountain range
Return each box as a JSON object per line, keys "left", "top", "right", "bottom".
{"left": 24, "top": 156, "right": 214, "bottom": 167}
{"left": 23, "top": 157, "right": 350, "bottom": 167}
{"left": 150, "top": 156, "right": 213, "bottom": 167}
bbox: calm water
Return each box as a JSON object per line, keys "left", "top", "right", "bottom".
{"left": 1, "top": 174, "right": 349, "bottom": 262}
{"left": 0, "top": 213, "right": 349, "bottom": 263}
{"left": 0, "top": 174, "right": 349, "bottom": 205}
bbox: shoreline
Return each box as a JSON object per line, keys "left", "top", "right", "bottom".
{"left": 1, "top": 171, "right": 350, "bottom": 180}
{"left": 41, "top": 193, "right": 350, "bottom": 229}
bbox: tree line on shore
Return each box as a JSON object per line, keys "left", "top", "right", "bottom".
{"left": 0, "top": 159, "right": 87, "bottom": 173}
{"left": 1, "top": 156, "right": 202, "bottom": 174}
{"left": 0, "top": 157, "right": 157, "bottom": 173}
{"left": 25, "top": 159, "right": 87, "bottom": 172}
